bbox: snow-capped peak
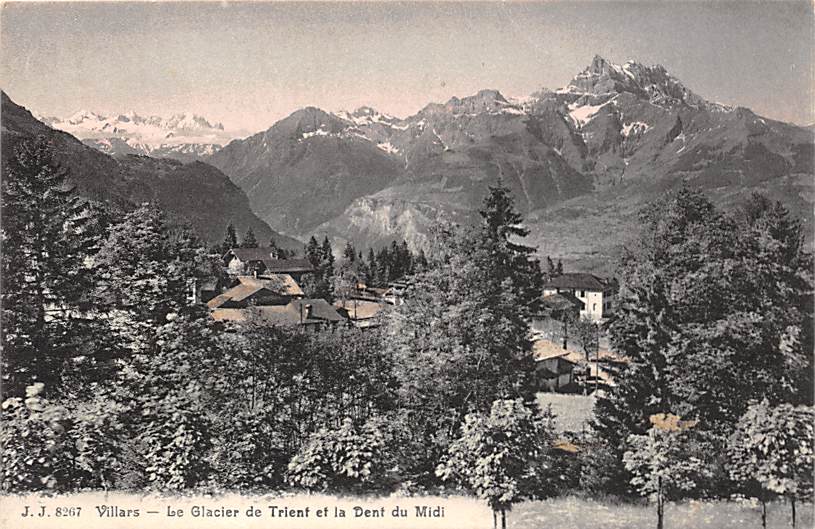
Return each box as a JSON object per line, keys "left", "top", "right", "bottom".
{"left": 565, "top": 55, "right": 707, "bottom": 108}
{"left": 48, "top": 109, "right": 231, "bottom": 147}
{"left": 334, "top": 106, "right": 407, "bottom": 130}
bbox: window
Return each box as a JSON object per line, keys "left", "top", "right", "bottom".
{"left": 592, "top": 303, "right": 597, "bottom": 312}
{"left": 579, "top": 290, "right": 585, "bottom": 297}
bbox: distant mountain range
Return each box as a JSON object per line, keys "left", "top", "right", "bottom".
{"left": 203, "top": 56, "right": 813, "bottom": 270}
{"left": 37, "top": 110, "right": 234, "bottom": 163}
{"left": 8, "top": 56, "right": 813, "bottom": 271}
{"left": 2, "top": 92, "right": 300, "bottom": 250}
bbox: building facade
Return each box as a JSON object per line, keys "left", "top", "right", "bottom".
{"left": 542, "top": 273, "right": 616, "bottom": 321}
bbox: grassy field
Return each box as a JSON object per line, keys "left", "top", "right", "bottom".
{"left": 509, "top": 497, "right": 812, "bottom": 529}
{"left": 536, "top": 392, "right": 595, "bottom": 434}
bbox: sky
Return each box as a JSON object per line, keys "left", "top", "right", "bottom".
{"left": 2, "top": 1, "right": 813, "bottom": 135}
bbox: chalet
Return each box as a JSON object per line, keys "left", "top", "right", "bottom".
{"left": 222, "top": 248, "right": 313, "bottom": 281}
{"left": 351, "top": 283, "right": 389, "bottom": 302}
{"left": 211, "top": 298, "right": 344, "bottom": 330}
{"left": 534, "top": 338, "right": 629, "bottom": 392}
{"left": 187, "top": 277, "right": 220, "bottom": 304}
{"left": 534, "top": 340, "right": 579, "bottom": 392}
{"left": 255, "top": 299, "right": 344, "bottom": 328}
{"left": 383, "top": 281, "right": 409, "bottom": 305}
{"left": 539, "top": 292, "right": 584, "bottom": 320}
{"left": 542, "top": 273, "right": 616, "bottom": 321}
{"left": 207, "top": 274, "right": 304, "bottom": 309}
{"left": 334, "top": 298, "right": 388, "bottom": 329}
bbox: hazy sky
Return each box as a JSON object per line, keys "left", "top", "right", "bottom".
{"left": 2, "top": 1, "right": 813, "bottom": 134}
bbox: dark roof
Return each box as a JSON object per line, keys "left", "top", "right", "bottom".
{"left": 544, "top": 273, "right": 610, "bottom": 291}
{"left": 224, "top": 249, "right": 314, "bottom": 274}
{"left": 255, "top": 298, "right": 343, "bottom": 325}
{"left": 207, "top": 274, "right": 303, "bottom": 309}
{"left": 225, "top": 247, "right": 274, "bottom": 262}
{"left": 541, "top": 292, "right": 584, "bottom": 311}
{"left": 289, "top": 299, "right": 344, "bottom": 322}
{"left": 262, "top": 258, "right": 313, "bottom": 274}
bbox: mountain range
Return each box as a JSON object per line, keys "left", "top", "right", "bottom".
{"left": 203, "top": 56, "right": 813, "bottom": 271}
{"left": 7, "top": 56, "right": 813, "bottom": 272}
{"left": 38, "top": 110, "right": 235, "bottom": 163}
{"left": 1, "top": 92, "right": 300, "bottom": 250}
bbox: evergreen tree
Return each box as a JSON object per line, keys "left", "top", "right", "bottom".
{"left": 415, "top": 248, "right": 429, "bottom": 272}
{"left": 221, "top": 222, "right": 238, "bottom": 254}
{"left": 95, "top": 205, "right": 208, "bottom": 326}
{"left": 387, "top": 240, "right": 398, "bottom": 280}
{"left": 1, "top": 137, "right": 111, "bottom": 397}
{"left": 546, "top": 256, "right": 556, "bottom": 278}
{"left": 595, "top": 188, "right": 813, "bottom": 494}
{"left": 366, "top": 248, "right": 377, "bottom": 285}
{"left": 477, "top": 183, "right": 544, "bottom": 311}
{"left": 343, "top": 241, "right": 356, "bottom": 263}
{"left": 302, "top": 236, "right": 335, "bottom": 301}
{"left": 305, "top": 236, "right": 321, "bottom": 268}
{"left": 241, "top": 227, "right": 258, "bottom": 248}
{"left": 385, "top": 185, "right": 542, "bottom": 480}
{"left": 399, "top": 240, "right": 414, "bottom": 276}
{"left": 320, "top": 236, "right": 335, "bottom": 301}
{"left": 376, "top": 247, "right": 390, "bottom": 286}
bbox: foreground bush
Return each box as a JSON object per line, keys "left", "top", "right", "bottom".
{"left": 286, "top": 417, "right": 390, "bottom": 493}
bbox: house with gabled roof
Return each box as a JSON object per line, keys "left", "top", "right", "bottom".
{"left": 222, "top": 248, "right": 313, "bottom": 281}
{"left": 543, "top": 273, "right": 616, "bottom": 321}
{"left": 207, "top": 274, "right": 304, "bottom": 309}
{"left": 334, "top": 298, "right": 389, "bottom": 329}
{"left": 212, "top": 298, "right": 344, "bottom": 330}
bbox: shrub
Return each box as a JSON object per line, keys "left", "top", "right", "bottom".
{"left": 137, "top": 390, "right": 212, "bottom": 490}
{"left": 286, "top": 417, "right": 390, "bottom": 493}
{"left": 436, "top": 399, "right": 554, "bottom": 529}
{"left": 211, "top": 407, "right": 289, "bottom": 489}
{"left": 1, "top": 384, "right": 76, "bottom": 492}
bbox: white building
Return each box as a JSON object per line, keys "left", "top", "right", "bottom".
{"left": 542, "top": 273, "right": 616, "bottom": 321}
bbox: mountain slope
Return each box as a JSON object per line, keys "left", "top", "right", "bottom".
{"left": 207, "top": 107, "right": 405, "bottom": 235}
{"left": 2, "top": 92, "right": 300, "bottom": 249}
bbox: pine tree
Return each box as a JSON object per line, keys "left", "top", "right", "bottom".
{"left": 366, "top": 248, "right": 377, "bottom": 285}
{"left": 305, "top": 236, "right": 321, "bottom": 269}
{"left": 343, "top": 241, "right": 356, "bottom": 263}
{"left": 415, "top": 248, "right": 428, "bottom": 272}
{"left": 241, "top": 227, "right": 258, "bottom": 248}
{"left": 375, "top": 247, "right": 390, "bottom": 286}
{"left": 477, "top": 183, "right": 544, "bottom": 312}
{"left": 95, "top": 205, "right": 207, "bottom": 326}
{"left": 385, "top": 186, "right": 542, "bottom": 480}
{"left": 320, "top": 236, "right": 335, "bottom": 301}
{"left": 1, "top": 137, "right": 110, "bottom": 397}
{"left": 221, "top": 222, "right": 238, "bottom": 254}
{"left": 400, "top": 240, "right": 414, "bottom": 276}
{"left": 594, "top": 188, "right": 813, "bottom": 494}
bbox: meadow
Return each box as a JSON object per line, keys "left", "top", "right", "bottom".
{"left": 510, "top": 497, "right": 812, "bottom": 529}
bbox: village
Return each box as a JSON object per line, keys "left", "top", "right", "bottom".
{"left": 199, "top": 245, "right": 625, "bottom": 398}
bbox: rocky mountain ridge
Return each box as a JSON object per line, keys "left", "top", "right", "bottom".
{"left": 14, "top": 54, "right": 812, "bottom": 271}
{"left": 205, "top": 56, "right": 812, "bottom": 270}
